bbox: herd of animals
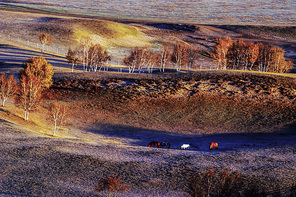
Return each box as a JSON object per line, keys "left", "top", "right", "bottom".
{"left": 147, "top": 141, "right": 219, "bottom": 150}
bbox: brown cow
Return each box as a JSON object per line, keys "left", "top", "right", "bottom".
{"left": 148, "top": 141, "right": 160, "bottom": 148}
{"left": 209, "top": 142, "right": 218, "bottom": 150}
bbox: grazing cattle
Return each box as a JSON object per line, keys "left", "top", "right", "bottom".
{"left": 148, "top": 141, "right": 160, "bottom": 148}
{"left": 160, "top": 142, "right": 171, "bottom": 149}
{"left": 180, "top": 144, "right": 190, "bottom": 150}
{"left": 209, "top": 142, "right": 218, "bottom": 150}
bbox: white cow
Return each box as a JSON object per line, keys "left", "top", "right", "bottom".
{"left": 180, "top": 144, "right": 190, "bottom": 150}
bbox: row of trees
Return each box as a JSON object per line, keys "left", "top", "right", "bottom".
{"left": 123, "top": 42, "right": 199, "bottom": 73}
{"left": 40, "top": 33, "right": 293, "bottom": 74}
{"left": 0, "top": 56, "right": 66, "bottom": 136}
{"left": 65, "top": 36, "right": 200, "bottom": 73}
{"left": 66, "top": 37, "right": 111, "bottom": 72}
{"left": 210, "top": 37, "right": 293, "bottom": 73}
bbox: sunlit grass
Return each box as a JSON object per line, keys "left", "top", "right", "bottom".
{"left": 71, "top": 19, "right": 151, "bottom": 48}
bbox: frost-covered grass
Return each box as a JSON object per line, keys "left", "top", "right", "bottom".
{"left": 1, "top": 118, "right": 295, "bottom": 196}
{"left": 2, "top": 0, "right": 296, "bottom": 26}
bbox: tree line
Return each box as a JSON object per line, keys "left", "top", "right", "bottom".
{"left": 66, "top": 37, "right": 200, "bottom": 73}
{"left": 40, "top": 33, "right": 293, "bottom": 74}
{"left": 210, "top": 37, "right": 293, "bottom": 73}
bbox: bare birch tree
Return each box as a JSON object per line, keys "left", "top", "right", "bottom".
{"left": 15, "top": 75, "right": 42, "bottom": 120}
{"left": 49, "top": 103, "right": 67, "bottom": 136}
{"left": 171, "top": 42, "right": 188, "bottom": 72}
{"left": 159, "top": 44, "right": 170, "bottom": 72}
{"left": 186, "top": 45, "right": 199, "bottom": 72}
{"left": 66, "top": 48, "right": 78, "bottom": 72}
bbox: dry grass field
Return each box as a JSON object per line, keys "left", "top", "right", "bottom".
{"left": 0, "top": 8, "right": 296, "bottom": 197}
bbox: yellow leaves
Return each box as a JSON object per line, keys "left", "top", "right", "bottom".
{"left": 39, "top": 33, "right": 52, "bottom": 45}
{"left": 21, "top": 56, "right": 54, "bottom": 89}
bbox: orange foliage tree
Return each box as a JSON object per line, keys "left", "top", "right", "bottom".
{"left": 16, "top": 56, "right": 54, "bottom": 120}
{"left": 19, "top": 56, "right": 54, "bottom": 89}
{"left": 39, "top": 33, "right": 52, "bottom": 52}
{"left": 211, "top": 37, "right": 233, "bottom": 70}
{"left": 0, "top": 73, "right": 17, "bottom": 106}
{"left": 211, "top": 37, "right": 293, "bottom": 73}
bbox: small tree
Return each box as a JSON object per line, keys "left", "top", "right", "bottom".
{"left": 49, "top": 103, "right": 67, "bottom": 136}
{"left": 210, "top": 37, "right": 233, "bottom": 70}
{"left": 186, "top": 45, "right": 199, "bottom": 72}
{"left": 66, "top": 48, "right": 78, "bottom": 72}
{"left": 159, "top": 44, "right": 171, "bottom": 72}
{"left": 15, "top": 75, "right": 42, "bottom": 120}
{"left": 171, "top": 42, "right": 188, "bottom": 72}
{"left": 77, "top": 36, "right": 92, "bottom": 71}
{"left": 95, "top": 176, "right": 129, "bottom": 193}
{"left": 20, "top": 56, "right": 54, "bottom": 89}
{"left": 0, "top": 73, "right": 17, "bottom": 106}
{"left": 39, "top": 33, "right": 52, "bottom": 52}
{"left": 123, "top": 47, "right": 147, "bottom": 73}
{"left": 87, "top": 43, "right": 111, "bottom": 72}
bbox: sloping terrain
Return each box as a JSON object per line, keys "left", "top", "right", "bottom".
{"left": 48, "top": 71, "right": 296, "bottom": 134}
{"left": 0, "top": 9, "right": 296, "bottom": 197}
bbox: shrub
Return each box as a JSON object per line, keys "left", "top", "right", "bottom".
{"left": 94, "top": 176, "right": 129, "bottom": 193}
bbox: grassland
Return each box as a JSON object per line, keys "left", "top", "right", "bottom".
{"left": 0, "top": 8, "right": 296, "bottom": 197}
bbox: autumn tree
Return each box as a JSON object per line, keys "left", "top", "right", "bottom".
{"left": 39, "top": 33, "right": 52, "bottom": 52}
{"left": 16, "top": 56, "right": 54, "bottom": 120}
{"left": 210, "top": 37, "right": 233, "bottom": 70}
{"left": 87, "top": 43, "right": 111, "bottom": 72}
{"left": 15, "top": 75, "right": 42, "bottom": 120}
{"left": 281, "top": 60, "right": 293, "bottom": 73}
{"left": 49, "top": 103, "right": 67, "bottom": 136}
{"left": 0, "top": 73, "right": 17, "bottom": 106}
{"left": 144, "top": 50, "right": 158, "bottom": 73}
{"left": 19, "top": 56, "right": 54, "bottom": 89}
{"left": 228, "top": 39, "right": 244, "bottom": 70}
{"left": 66, "top": 48, "right": 78, "bottom": 72}
{"left": 211, "top": 37, "right": 293, "bottom": 73}
{"left": 171, "top": 42, "right": 188, "bottom": 72}
{"left": 77, "top": 36, "right": 92, "bottom": 71}
{"left": 123, "top": 47, "right": 147, "bottom": 73}
{"left": 269, "top": 47, "right": 286, "bottom": 73}
{"left": 186, "top": 45, "right": 199, "bottom": 72}
{"left": 248, "top": 42, "right": 259, "bottom": 71}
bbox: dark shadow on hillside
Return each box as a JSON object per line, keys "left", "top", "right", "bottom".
{"left": 0, "top": 44, "right": 71, "bottom": 72}
{"left": 84, "top": 123, "right": 296, "bottom": 152}
{"left": 146, "top": 23, "right": 199, "bottom": 32}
